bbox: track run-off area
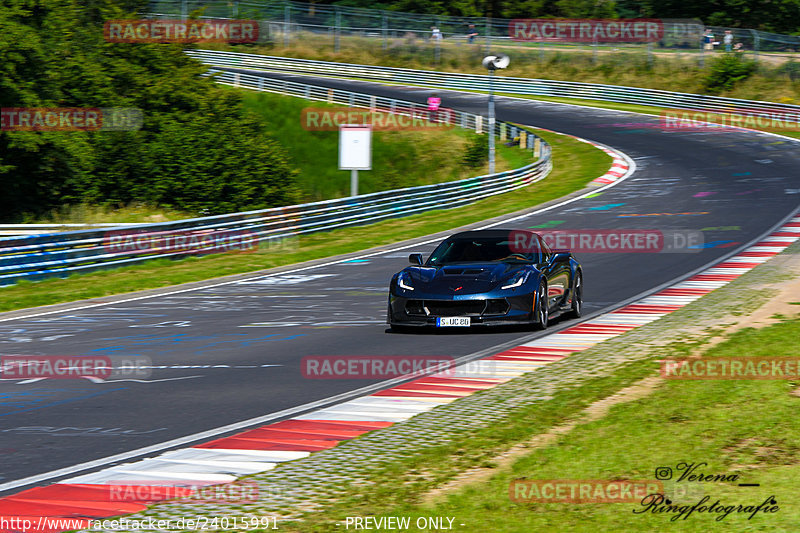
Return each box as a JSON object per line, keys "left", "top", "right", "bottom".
{"left": 1, "top": 69, "right": 799, "bottom": 504}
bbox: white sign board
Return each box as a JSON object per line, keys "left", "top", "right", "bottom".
{"left": 339, "top": 124, "right": 372, "bottom": 170}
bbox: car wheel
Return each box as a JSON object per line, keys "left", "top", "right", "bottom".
{"left": 568, "top": 272, "right": 583, "bottom": 319}
{"left": 534, "top": 282, "right": 548, "bottom": 330}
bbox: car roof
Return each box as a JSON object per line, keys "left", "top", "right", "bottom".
{"left": 446, "top": 229, "right": 540, "bottom": 240}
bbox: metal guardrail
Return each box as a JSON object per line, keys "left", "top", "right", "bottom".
{"left": 188, "top": 49, "right": 800, "bottom": 116}
{"left": 0, "top": 224, "right": 140, "bottom": 237}
{"left": 0, "top": 78, "right": 550, "bottom": 287}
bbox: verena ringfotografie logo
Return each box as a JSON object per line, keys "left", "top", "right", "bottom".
{"left": 510, "top": 479, "right": 663, "bottom": 503}
{"left": 302, "top": 356, "right": 455, "bottom": 379}
{"left": 509, "top": 229, "right": 703, "bottom": 254}
{"left": 661, "top": 109, "right": 800, "bottom": 132}
{"left": 103, "top": 228, "right": 258, "bottom": 256}
{"left": 510, "top": 19, "right": 663, "bottom": 42}
{"left": 661, "top": 357, "right": 800, "bottom": 379}
{"left": 0, "top": 355, "right": 151, "bottom": 380}
{"left": 104, "top": 19, "right": 259, "bottom": 43}
{"left": 107, "top": 481, "right": 263, "bottom": 504}
{"left": 301, "top": 107, "right": 455, "bottom": 131}
{"left": 1, "top": 108, "right": 143, "bottom": 131}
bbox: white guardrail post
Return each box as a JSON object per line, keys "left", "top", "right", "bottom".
{"left": 0, "top": 65, "right": 551, "bottom": 286}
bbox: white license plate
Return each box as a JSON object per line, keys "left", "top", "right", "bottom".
{"left": 436, "top": 317, "right": 471, "bottom": 327}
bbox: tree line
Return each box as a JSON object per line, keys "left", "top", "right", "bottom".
{"left": 328, "top": 0, "right": 800, "bottom": 34}
{"left": 0, "top": 0, "right": 298, "bottom": 221}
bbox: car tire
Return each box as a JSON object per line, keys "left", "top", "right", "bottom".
{"left": 534, "top": 282, "right": 549, "bottom": 330}
{"left": 568, "top": 272, "right": 583, "bottom": 319}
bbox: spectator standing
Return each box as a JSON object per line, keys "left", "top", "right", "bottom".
{"left": 467, "top": 24, "right": 478, "bottom": 44}
{"left": 702, "top": 29, "right": 715, "bottom": 51}
{"left": 431, "top": 26, "right": 442, "bottom": 42}
{"left": 723, "top": 30, "right": 733, "bottom": 52}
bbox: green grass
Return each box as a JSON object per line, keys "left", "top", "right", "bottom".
{"left": 0, "top": 127, "right": 610, "bottom": 312}
{"left": 278, "top": 311, "right": 800, "bottom": 531}
{"left": 18, "top": 203, "right": 196, "bottom": 224}
{"left": 382, "top": 320, "right": 800, "bottom": 532}
{"left": 240, "top": 90, "right": 528, "bottom": 202}
{"left": 19, "top": 91, "right": 529, "bottom": 223}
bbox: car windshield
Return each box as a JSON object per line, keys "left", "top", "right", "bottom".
{"left": 427, "top": 237, "right": 540, "bottom": 265}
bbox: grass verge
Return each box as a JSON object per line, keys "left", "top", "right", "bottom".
{"left": 20, "top": 91, "right": 527, "bottom": 223}
{"left": 270, "top": 243, "right": 800, "bottom": 532}
{"left": 0, "top": 127, "right": 610, "bottom": 313}
{"left": 239, "top": 90, "right": 528, "bottom": 202}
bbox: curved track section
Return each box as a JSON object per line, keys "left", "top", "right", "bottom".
{"left": 1, "top": 72, "right": 799, "bottom": 494}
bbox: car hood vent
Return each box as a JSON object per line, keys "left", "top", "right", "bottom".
{"left": 442, "top": 267, "right": 485, "bottom": 276}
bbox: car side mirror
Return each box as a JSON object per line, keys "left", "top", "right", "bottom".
{"left": 409, "top": 253, "right": 424, "bottom": 265}
{"left": 552, "top": 252, "right": 571, "bottom": 263}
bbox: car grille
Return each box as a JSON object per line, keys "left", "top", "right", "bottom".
{"left": 405, "top": 299, "right": 509, "bottom": 317}
{"left": 484, "top": 299, "right": 511, "bottom": 315}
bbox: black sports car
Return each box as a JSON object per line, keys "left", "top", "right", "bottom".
{"left": 387, "top": 229, "right": 582, "bottom": 330}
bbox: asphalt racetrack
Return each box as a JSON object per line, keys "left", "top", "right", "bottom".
{"left": 2, "top": 70, "right": 799, "bottom": 493}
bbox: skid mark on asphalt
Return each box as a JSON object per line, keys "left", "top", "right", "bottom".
{"left": 689, "top": 240, "right": 740, "bottom": 249}
{"left": 616, "top": 211, "right": 709, "bottom": 218}
{"left": 129, "top": 321, "right": 191, "bottom": 328}
{"left": 236, "top": 274, "right": 336, "bottom": 285}
{"left": 84, "top": 333, "right": 305, "bottom": 356}
{"left": 0, "top": 388, "right": 125, "bottom": 417}
{"left": 82, "top": 375, "right": 203, "bottom": 384}
{"left": 2, "top": 362, "right": 284, "bottom": 386}
{"left": 2, "top": 427, "right": 167, "bottom": 437}
{"left": 528, "top": 220, "right": 565, "bottom": 228}
{"left": 588, "top": 203, "right": 626, "bottom": 210}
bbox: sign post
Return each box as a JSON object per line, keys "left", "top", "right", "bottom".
{"left": 339, "top": 124, "right": 372, "bottom": 197}
{"left": 481, "top": 54, "right": 510, "bottom": 175}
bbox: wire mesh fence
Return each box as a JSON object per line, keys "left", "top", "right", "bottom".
{"left": 147, "top": 0, "right": 800, "bottom": 65}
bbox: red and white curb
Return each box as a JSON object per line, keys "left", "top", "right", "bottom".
{"left": 2, "top": 214, "right": 797, "bottom": 530}
{"left": 590, "top": 145, "right": 629, "bottom": 185}
{"left": 533, "top": 127, "right": 629, "bottom": 186}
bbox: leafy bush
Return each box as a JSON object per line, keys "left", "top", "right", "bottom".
{"left": 776, "top": 60, "right": 800, "bottom": 81}
{"left": 0, "top": 0, "right": 298, "bottom": 220}
{"left": 703, "top": 54, "right": 757, "bottom": 95}
{"left": 461, "top": 133, "right": 487, "bottom": 168}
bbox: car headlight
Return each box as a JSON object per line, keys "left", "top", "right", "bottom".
{"left": 501, "top": 272, "right": 528, "bottom": 290}
{"left": 398, "top": 271, "right": 414, "bottom": 291}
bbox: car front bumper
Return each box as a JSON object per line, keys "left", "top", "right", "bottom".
{"left": 388, "top": 293, "right": 535, "bottom": 327}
